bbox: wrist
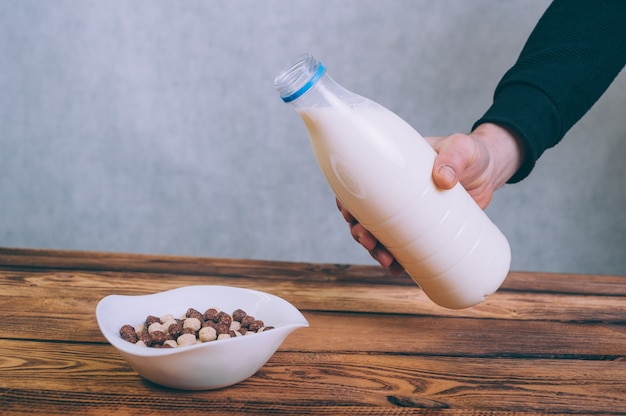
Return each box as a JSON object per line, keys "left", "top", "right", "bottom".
{"left": 471, "top": 122, "right": 525, "bottom": 189}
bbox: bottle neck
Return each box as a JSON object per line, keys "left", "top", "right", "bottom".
{"left": 274, "top": 54, "right": 363, "bottom": 110}
{"left": 274, "top": 54, "right": 326, "bottom": 103}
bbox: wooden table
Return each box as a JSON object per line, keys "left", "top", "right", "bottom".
{"left": 1, "top": 247, "right": 625, "bottom": 415}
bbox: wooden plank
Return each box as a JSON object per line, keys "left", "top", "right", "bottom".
{"left": 1, "top": 308, "right": 624, "bottom": 358}
{"left": 1, "top": 270, "right": 625, "bottom": 340}
{"left": 0, "top": 391, "right": 575, "bottom": 416}
{"left": 0, "top": 247, "right": 403, "bottom": 285}
{"left": 0, "top": 339, "right": 624, "bottom": 414}
{"left": 2, "top": 247, "right": 625, "bottom": 296}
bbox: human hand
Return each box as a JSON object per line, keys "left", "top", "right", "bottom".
{"left": 425, "top": 122, "right": 524, "bottom": 209}
{"left": 336, "top": 197, "right": 406, "bottom": 275}
{"left": 337, "top": 122, "right": 524, "bottom": 272}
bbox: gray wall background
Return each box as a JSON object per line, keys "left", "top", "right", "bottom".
{"left": 1, "top": 0, "right": 624, "bottom": 275}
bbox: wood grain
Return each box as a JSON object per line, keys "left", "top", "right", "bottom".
{"left": 1, "top": 340, "right": 625, "bottom": 414}
{"left": 1, "top": 247, "right": 625, "bottom": 415}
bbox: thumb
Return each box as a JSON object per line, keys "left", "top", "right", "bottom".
{"left": 427, "top": 134, "right": 471, "bottom": 190}
{"left": 434, "top": 164, "right": 459, "bottom": 189}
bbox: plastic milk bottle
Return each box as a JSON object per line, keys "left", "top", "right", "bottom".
{"left": 274, "top": 54, "right": 511, "bottom": 309}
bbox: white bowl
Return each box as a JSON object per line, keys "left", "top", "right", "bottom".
{"left": 96, "top": 285, "right": 308, "bottom": 390}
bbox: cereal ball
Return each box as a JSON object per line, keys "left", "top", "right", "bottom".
{"left": 150, "top": 331, "right": 167, "bottom": 346}
{"left": 168, "top": 322, "right": 183, "bottom": 338}
{"left": 145, "top": 315, "right": 161, "bottom": 327}
{"left": 163, "top": 340, "right": 177, "bottom": 348}
{"left": 120, "top": 324, "right": 138, "bottom": 343}
{"left": 177, "top": 333, "right": 197, "bottom": 347}
{"left": 161, "top": 319, "right": 177, "bottom": 333}
{"left": 183, "top": 317, "right": 202, "bottom": 332}
{"left": 199, "top": 326, "right": 217, "bottom": 342}
{"left": 259, "top": 326, "right": 275, "bottom": 332}
{"left": 160, "top": 313, "right": 175, "bottom": 322}
{"left": 248, "top": 320, "right": 265, "bottom": 332}
{"left": 148, "top": 322, "right": 164, "bottom": 334}
{"left": 232, "top": 309, "right": 247, "bottom": 322}
{"left": 229, "top": 321, "right": 241, "bottom": 332}
{"left": 217, "top": 333, "right": 231, "bottom": 340}
{"left": 185, "top": 308, "right": 203, "bottom": 321}
{"left": 134, "top": 324, "right": 145, "bottom": 335}
{"left": 139, "top": 332, "right": 152, "bottom": 346}
{"left": 204, "top": 308, "right": 220, "bottom": 322}
{"left": 239, "top": 327, "right": 248, "bottom": 335}
{"left": 215, "top": 323, "right": 230, "bottom": 336}
{"left": 216, "top": 311, "right": 232, "bottom": 327}
{"left": 136, "top": 340, "right": 147, "bottom": 347}
{"left": 202, "top": 320, "right": 217, "bottom": 329}
{"left": 182, "top": 327, "right": 196, "bottom": 335}
{"left": 240, "top": 315, "right": 255, "bottom": 329}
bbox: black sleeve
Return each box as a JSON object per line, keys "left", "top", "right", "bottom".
{"left": 473, "top": 0, "right": 626, "bottom": 183}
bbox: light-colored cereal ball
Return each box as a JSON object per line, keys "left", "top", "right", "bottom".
{"left": 183, "top": 317, "right": 201, "bottom": 331}
{"left": 233, "top": 331, "right": 243, "bottom": 337}
{"left": 199, "top": 326, "right": 217, "bottom": 342}
{"left": 217, "top": 333, "right": 231, "bottom": 340}
{"left": 148, "top": 322, "right": 164, "bottom": 334}
{"left": 134, "top": 324, "right": 145, "bottom": 335}
{"left": 245, "top": 331, "right": 255, "bottom": 336}
{"left": 229, "top": 321, "right": 241, "bottom": 332}
{"left": 161, "top": 319, "right": 177, "bottom": 332}
{"left": 160, "top": 313, "right": 175, "bottom": 322}
{"left": 136, "top": 340, "right": 147, "bottom": 347}
{"left": 177, "top": 333, "right": 197, "bottom": 347}
{"left": 163, "top": 340, "right": 178, "bottom": 348}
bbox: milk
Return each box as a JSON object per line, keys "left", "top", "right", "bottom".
{"left": 275, "top": 54, "right": 511, "bottom": 309}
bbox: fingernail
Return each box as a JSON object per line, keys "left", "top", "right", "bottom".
{"left": 438, "top": 165, "right": 457, "bottom": 184}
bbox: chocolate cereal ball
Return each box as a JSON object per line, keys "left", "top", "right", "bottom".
{"left": 232, "top": 309, "right": 247, "bottom": 322}
{"left": 240, "top": 315, "right": 255, "bottom": 329}
{"left": 216, "top": 311, "right": 232, "bottom": 327}
{"left": 248, "top": 320, "right": 265, "bottom": 332}
{"left": 168, "top": 322, "right": 183, "bottom": 338}
{"left": 119, "top": 324, "right": 138, "bottom": 343}
{"left": 145, "top": 315, "right": 161, "bottom": 327}
{"left": 150, "top": 331, "right": 167, "bottom": 346}
{"left": 186, "top": 308, "right": 204, "bottom": 322}
{"left": 203, "top": 308, "right": 220, "bottom": 323}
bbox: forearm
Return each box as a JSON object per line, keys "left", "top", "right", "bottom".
{"left": 475, "top": 0, "right": 626, "bottom": 183}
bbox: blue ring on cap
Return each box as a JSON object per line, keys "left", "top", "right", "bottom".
{"left": 281, "top": 63, "right": 326, "bottom": 103}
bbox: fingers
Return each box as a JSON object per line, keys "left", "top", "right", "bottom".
{"left": 350, "top": 222, "right": 378, "bottom": 251}
{"left": 369, "top": 245, "right": 405, "bottom": 275}
{"left": 389, "top": 260, "right": 405, "bottom": 275}
{"left": 336, "top": 198, "right": 355, "bottom": 223}
{"left": 337, "top": 198, "right": 377, "bottom": 251}
{"left": 336, "top": 198, "right": 404, "bottom": 274}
